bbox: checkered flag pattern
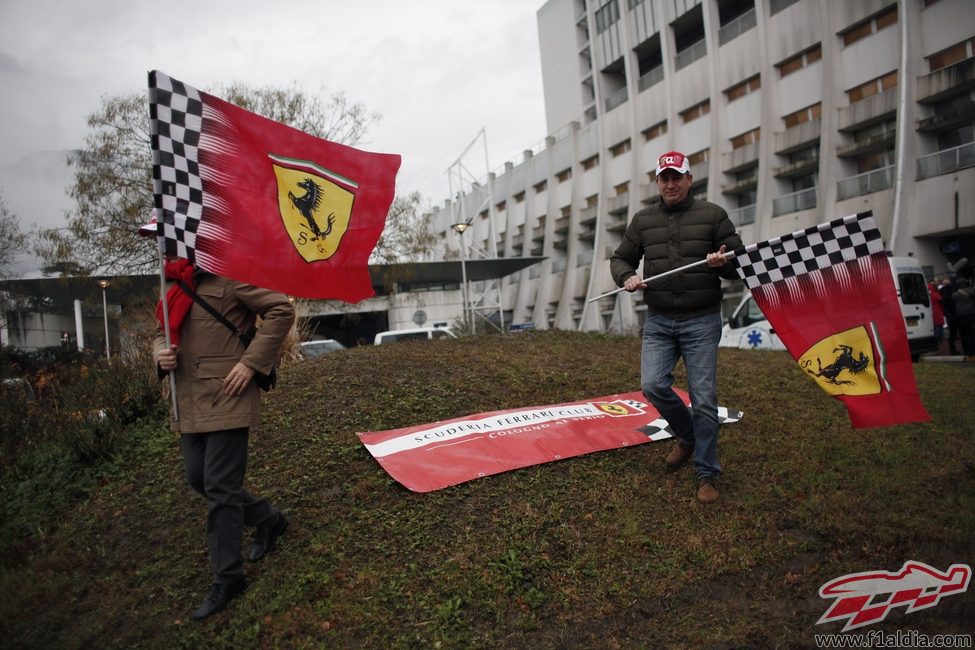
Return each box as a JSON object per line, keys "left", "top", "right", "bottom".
{"left": 148, "top": 71, "right": 205, "bottom": 262}
{"left": 638, "top": 407, "right": 743, "bottom": 441}
{"left": 732, "top": 212, "right": 884, "bottom": 291}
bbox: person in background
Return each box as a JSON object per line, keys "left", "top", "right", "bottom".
{"left": 949, "top": 277, "right": 975, "bottom": 360}
{"left": 610, "top": 151, "right": 742, "bottom": 504}
{"left": 939, "top": 276, "right": 959, "bottom": 355}
{"left": 929, "top": 280, "right": 945, "bottom": 349}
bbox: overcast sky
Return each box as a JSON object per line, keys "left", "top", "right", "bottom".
{"left": 0, "top": 0, "right": 548, "bottom": 274}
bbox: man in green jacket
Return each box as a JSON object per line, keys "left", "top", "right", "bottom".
{"left": 155, "top": 264, "right": 295, "bottom": 619}
{"left": 610, "top": 151, "right": 741, "bottom": 504}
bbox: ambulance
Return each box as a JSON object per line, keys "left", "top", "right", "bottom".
{"left": 719, "top": 256, "right": 938, "bottom": 361}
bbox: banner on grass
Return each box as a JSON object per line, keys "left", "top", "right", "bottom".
{"left": 730, "top": 211, "right": 929, "bottom": 428}
{"left": 358, "top": 390, "right": 742, "bottom": 492}
{"left": 147, "top": 70, "right": 401, "bottom": 301}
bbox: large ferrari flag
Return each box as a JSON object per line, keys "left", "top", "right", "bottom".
{"left": 147, "top": 70, "right": 400, "bottom": 301}
{"left": 731, "top": 211, "right": 929, "bottom": 428}
{"left": 358, "top": 390, "right": 742, "bottom": 492}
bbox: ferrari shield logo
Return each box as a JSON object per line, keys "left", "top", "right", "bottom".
{"left": 798, "top": 325, "right": 883, "bottom": 396}
{"left": 271, "top": 156, "right": 356, "bottom": 263}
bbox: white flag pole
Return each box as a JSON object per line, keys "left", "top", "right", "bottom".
{"left": 157, "top": 247, "right": 180, "bottom": 421}
{"left": 587, "top": 251, "right": 738, "bottom": 303}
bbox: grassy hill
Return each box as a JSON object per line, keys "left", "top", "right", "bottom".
{"left": 2, "top": 331, "right": 973, "bottom": 648}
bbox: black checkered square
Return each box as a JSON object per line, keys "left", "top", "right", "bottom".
{"left": 733, "top": 212, "right": 884, "bottom": 290}
{"left": 148, "top": 71, "right": 204, "bottom": 262}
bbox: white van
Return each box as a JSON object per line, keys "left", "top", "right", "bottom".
{"left": 373, "top": 326, "right": 457, "bottom": 345}
{"left": 720, "top": 256, "right": 938, "bottom": 360}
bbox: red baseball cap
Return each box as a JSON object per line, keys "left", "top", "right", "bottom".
{"left": 656, "top": 151, "right": 690, "bottom": 175}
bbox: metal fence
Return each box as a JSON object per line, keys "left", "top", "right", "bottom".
{"left": 837, "top": 165, "right": 893, "bottom": 201}
{"left": 718, "top": 8, "right": 756, "bottom": 45}
{"left": 772, "top": 186, "right": 817, "bottom": 216}
{"left": 728, "top": 204, "right": 756, "bottom": 226}
{"left": 675, "top": 38, "right": 707, "bottom": 70}
{"left": 917, "top": 142, "right": 975, "bottom": 180}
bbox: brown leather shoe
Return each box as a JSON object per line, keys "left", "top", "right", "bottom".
{"left": 697, "top": 481, "right": 719, "bottom": 504}
{"left": 665, "top": 443, "right": 694, "bottom": 471}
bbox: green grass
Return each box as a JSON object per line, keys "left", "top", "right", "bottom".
{"left": 2, "top": 331, "right": 973, "bottom": 648}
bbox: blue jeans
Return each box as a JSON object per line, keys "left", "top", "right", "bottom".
{"left": 641, "top": 312, "right": 722, "bottom": 481}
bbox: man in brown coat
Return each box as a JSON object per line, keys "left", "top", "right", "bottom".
{"left": 155, "top": 267, "right": 295, "bottom": 620}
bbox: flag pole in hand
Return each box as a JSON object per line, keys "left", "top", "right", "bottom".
{"left": 587, "top": 251, "right": 737, "bottom": 303}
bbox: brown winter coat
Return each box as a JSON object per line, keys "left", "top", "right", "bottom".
{"left": 153, "top": 273, "right": 295, "bottom": 434}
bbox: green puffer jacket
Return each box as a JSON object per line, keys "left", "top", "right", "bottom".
{"left": 610, "top": 195, "right": 742, "bottom": 321}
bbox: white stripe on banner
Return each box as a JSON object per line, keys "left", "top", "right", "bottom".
{"left": 363, "top": 400, "right": 650, "bottom": 458}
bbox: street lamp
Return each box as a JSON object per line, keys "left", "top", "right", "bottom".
{"left": 451, "top": 222, "right": 471, "bottom": 332}
{"left": 97, "top": 279, "right": 111, "bottom": 360}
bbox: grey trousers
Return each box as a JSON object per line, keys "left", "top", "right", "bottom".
{"left": 180, "top": 429, "right": 278, "bottom": 584}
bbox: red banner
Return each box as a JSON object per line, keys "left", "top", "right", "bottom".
{"left": 148, "top": 71, "right": 400, "bottom": 301}
{"left": 358, "top": 390, "right": 742, "bottom": 493}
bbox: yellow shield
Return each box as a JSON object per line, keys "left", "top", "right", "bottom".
{"left": 273, "top": 162, "right": 355, "bottom": 262}
{"left": 798, "top": 325, "right": 881, "bottom": 396}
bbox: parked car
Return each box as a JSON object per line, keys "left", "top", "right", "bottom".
{"left": 299, "top": 339, "right": 346, "bottom": 358}
{"left": 720, "top": 256, "right": 937, "bottom": 361}
{"left": 373, "top": 326, "right": 457, "bottom": 345}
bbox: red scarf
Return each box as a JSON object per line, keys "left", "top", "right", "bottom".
{"left": 156, "top": 259, "right": 196, "bottom": 346}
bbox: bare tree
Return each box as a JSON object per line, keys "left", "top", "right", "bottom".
{"left": 36, "top": 83, "right": 380, "bottom": 275}
{"left": 372, "top": 191, "right": 439, "bottom": 265}
{"left": 0, "top": 192, "right": 28, "bottom": 279}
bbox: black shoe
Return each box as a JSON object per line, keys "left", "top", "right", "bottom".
{"left": 191, "top": 577, "right": 246, "bottom": 621}
{"left": 248, "top": 513, "right": 288, "bottom": 562}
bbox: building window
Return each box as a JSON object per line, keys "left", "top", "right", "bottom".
{"left": 783, "top": 102, "right": 822, "bottom": 128}
{"left": 560, "top": 205, "right": 572, "bottom": 218}
{"left": 841, "top": 5, "right": 898, "bottom": 47}
{"left": 687, "top": 149, "right": 709, "bottom": 166}
{"left": 581, "top": 155, "right": 599, "bottom": 170}
{"left": 681, "top": 99, "right": 711, "bottom": 124}
{"left": 642, "top": 120, "right": 667, "bottom": 141}
{"left": 533, "top": 179, "right": 547, "bottom": 193}
{"left": 586, "top": 194, "right": 599, "bottom": 207}
{"left": 855, "top": 150, "right": 895, "bottom": 174}
{"left": 789, "top": 144, "right": 820, "bottom": 166}
{"left": 614, "top": 181, "right": 629, "bottom": 195}
{"left": 556, "top": 168, "right": 572, "bottom": 182}
{"left": 846, "top": 71, "right": 898, "bottom": 103}
{"left": 927, "top": 39, "right": 975, "bottom": 72}
{"left": 595, "top": 0, "right": 620, "bottom": 34}
{"left": 777, "top": 44, "right": 822, "bottom": 78}
{"left": 610, "top": 139, "right": 631, "bottom": 157}
{"left": 495, "top": 201, "right": 506, "bottom": 212}
{"left": 769, "top": 0, "right": 800, "bottom": 14}
{"left": 726, "top": 75, "right": 760, "bottom": 102}
{"left": 513, "top": 191, "right": 525, "bottom": 203}
{"left": 730, "top": 127, "right": 761, "bottom": 149}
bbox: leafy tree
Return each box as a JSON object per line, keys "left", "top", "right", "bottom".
{"left": 36, "top": 83, "right": 382, "bottom": 275}
{"left": 0, "top": 192, "right": 28, "bottom": 279}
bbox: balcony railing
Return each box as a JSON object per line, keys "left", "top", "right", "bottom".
{"left": 675, "top": 38, "right": 707, "bottom": 70}
{"left": 605, "top": 86, "right": 628, "bottom": 112}
{"left": 917, "top": 142, "right": 975, "bottom": 180}
{"left": 718, "top": 8, "right": 756, "bottom": 45}
{"left": 837, "top": 165, "right": 893, "bottom": 201}
{"left": 772, "top": 186, "right": 817, "bottom": 216}
{"left": 728, "top": 204, "right": 756, "bottom": 226}
{"left": 638, "top": 65, "right": 664, "bottom": 92}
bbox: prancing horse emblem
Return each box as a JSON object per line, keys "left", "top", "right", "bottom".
{"left": 802, "top": 344, "right": 870, "bottom": 386}
{"left": 289, "top": 178, "right": 335, "bottom": 242}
